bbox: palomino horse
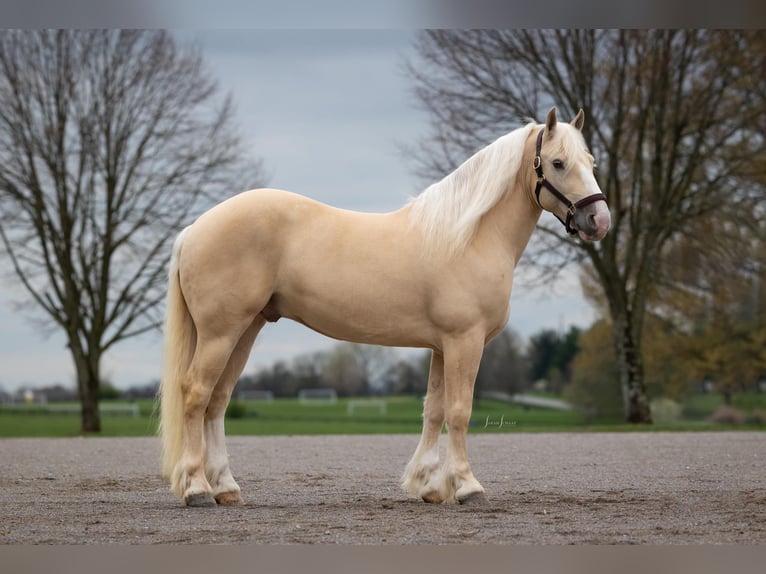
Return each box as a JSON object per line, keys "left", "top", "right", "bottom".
{"left": 159, "top": 107, "right": 610, "bottom": 506}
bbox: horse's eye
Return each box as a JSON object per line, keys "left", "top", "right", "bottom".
{"left": 552, "top": 159, "right": 565, "bottom": 170}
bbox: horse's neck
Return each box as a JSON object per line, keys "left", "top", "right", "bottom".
{"left": 475, "top": 179, "right": 542, "bottom": 267}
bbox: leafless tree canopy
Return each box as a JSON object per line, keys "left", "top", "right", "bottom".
{"left": 407, "top": 30, "right": 766, "bottom": 422}
{"left": 0, "top": 30, "right": 264, "bottom": 431}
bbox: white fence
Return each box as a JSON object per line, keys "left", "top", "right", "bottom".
{"left": 346, "top": 400, "right": 387, "bottom": 416}
{"left": 297, "top": 388, "right": 338, "bottom": 405}
{"left": 1, "top": 403, "right": 141, "bottom": 417}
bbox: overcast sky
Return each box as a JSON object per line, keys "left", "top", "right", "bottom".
{"left": 0, "top": 30, "right": 597, "bottom": 392}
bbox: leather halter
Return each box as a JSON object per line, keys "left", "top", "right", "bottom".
{"left": 533, "top": 128, "right": 607, "bottom": 236}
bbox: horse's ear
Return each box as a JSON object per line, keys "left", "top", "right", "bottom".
{"left": 545, "top": 107, "right": 557, "bottom": 132}
{"left": 571, "top": 108, "right": 585, "bottom": 131}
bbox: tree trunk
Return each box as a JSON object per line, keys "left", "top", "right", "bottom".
{"left": 71, "top": 344, "right": 102, "bottom": 433}
{"left": 79, "top": 383, "right": 101, "bottom": 433}
{"left": 612, "top": 314, "right": 653, "bottom": 423}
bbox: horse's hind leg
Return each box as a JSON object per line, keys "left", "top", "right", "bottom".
{"left": 204, "top": 316, "right": 265, "bottom": 506}
{"left": 173, "top": 330, "right": 245, "bottom": 507}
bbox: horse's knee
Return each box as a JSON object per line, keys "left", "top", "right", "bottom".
{"left": 445, "top": 410, "right": 471, "bottom": 433}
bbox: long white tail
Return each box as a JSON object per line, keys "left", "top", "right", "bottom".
{"left": 158, "top": 227, "right": 195, "bottom": 480}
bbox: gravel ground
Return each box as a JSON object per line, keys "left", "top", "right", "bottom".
{"left": 0, "top": 432, "right": 764, "bottom": 544}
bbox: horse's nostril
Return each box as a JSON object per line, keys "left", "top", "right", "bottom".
{"left": 587, "top": 213, "right": 596, "bottom": 228}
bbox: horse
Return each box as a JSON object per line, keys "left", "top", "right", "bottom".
{"left": 158, "top": 107, "right": 611, "bottom": 507}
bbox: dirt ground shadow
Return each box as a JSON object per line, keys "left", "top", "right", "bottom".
{"left": 1, "top": 432, "right": 764, "bottom": 544}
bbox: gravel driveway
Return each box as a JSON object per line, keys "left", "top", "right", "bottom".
{"left": 1, "top": 432, "right": 764, "bottom": 544}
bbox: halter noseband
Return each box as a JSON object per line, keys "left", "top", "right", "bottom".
{"left": 533, "top": 128, "right": 607, "bottom": 236}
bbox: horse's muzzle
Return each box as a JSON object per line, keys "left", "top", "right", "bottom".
{"left": 574, "top": 201, "right": 611, "bottom": 241}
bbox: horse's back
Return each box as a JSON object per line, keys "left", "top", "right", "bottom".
{"left": 192, "top": 188, "right": 319, "bottom": 230}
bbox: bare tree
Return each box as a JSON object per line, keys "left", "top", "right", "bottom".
{"left": 407, "top": 30, "right": 766, "bottom": 422}
{"left": 475, "top": 327, "right": 527, "bottom": 397}
{"left": 321, "top": 342, "right": 397, "bottom": 396}
{"left": 0, "top": 30, "right": 263, "bottom": 432}
{"left": 321, "top": 344, "right": 367, "bottom": 397}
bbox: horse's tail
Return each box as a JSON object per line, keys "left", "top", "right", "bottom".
{"left": 158, "top": 226, "right": 195, "bottom": 485}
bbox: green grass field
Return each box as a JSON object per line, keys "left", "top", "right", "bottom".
{"left": 0, "top": 394, "right": 763, "bottom": 438}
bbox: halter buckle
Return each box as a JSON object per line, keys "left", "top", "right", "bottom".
{"left": 533, "top": 156, "right": 542, "bottom": 170}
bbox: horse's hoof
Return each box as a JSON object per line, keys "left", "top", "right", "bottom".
{"left": 421, "top": 490, "right": 443, "bottom": 504}
{"left": 458, "top": 491, "right": 487, "bottom": 506}
{"left": 215, "top": 491, "right": 245, "bottom": 506}
{"left": 185, "top": 492, "right": 217, "bottom": 507}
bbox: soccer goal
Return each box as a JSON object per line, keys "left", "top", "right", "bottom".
{"left": 346, "top": 400, "right": 387, "bottom": 415}
{"left": 297, "top": 388, "right": 338, "bottom": 405}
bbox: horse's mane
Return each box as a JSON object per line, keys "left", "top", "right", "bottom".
{"left": 408, "top": 122, "right": 537, "bottom": 258}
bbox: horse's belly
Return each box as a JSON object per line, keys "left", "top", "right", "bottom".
{"left": 295, "top": 313, "right": 428, "bottom": 347}
{"left": 274, "top": 278, "right": 433, "bottom": 348}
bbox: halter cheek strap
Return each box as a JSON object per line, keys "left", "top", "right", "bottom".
{"left": 533, "top": 128, "right": 607, "bottom": 236}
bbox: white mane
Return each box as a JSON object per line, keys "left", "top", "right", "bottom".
{"left": 408, "top": 122, "right": 537, "bottom": 258}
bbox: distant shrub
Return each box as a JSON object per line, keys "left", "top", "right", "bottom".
{"left": 225, "top": 401, "right": 249, "bottom": 419}
{"left": 748, "top": 409, "right": 766, "bottom": 425}
{"left": 564, "top": 321, "right": 623, "bottom": 422}
{"left": 650, "top": 398, "right": 682, "bottom": 424}
{"left": 99, "top": 382, "right": 122, "bottom": 400}
{"left": 707, "top": 405, "right": 746, "bottom": 425}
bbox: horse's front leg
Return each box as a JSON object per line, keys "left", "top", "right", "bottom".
{"left": 402, "top": 350, "right": 445, "bottom": 502}
{"left": 437, "top": 332, "right": 486, "bottom": 504}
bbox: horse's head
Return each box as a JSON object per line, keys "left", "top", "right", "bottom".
{"left": 532, "top": 107, "right": 610, "bottom": 241}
